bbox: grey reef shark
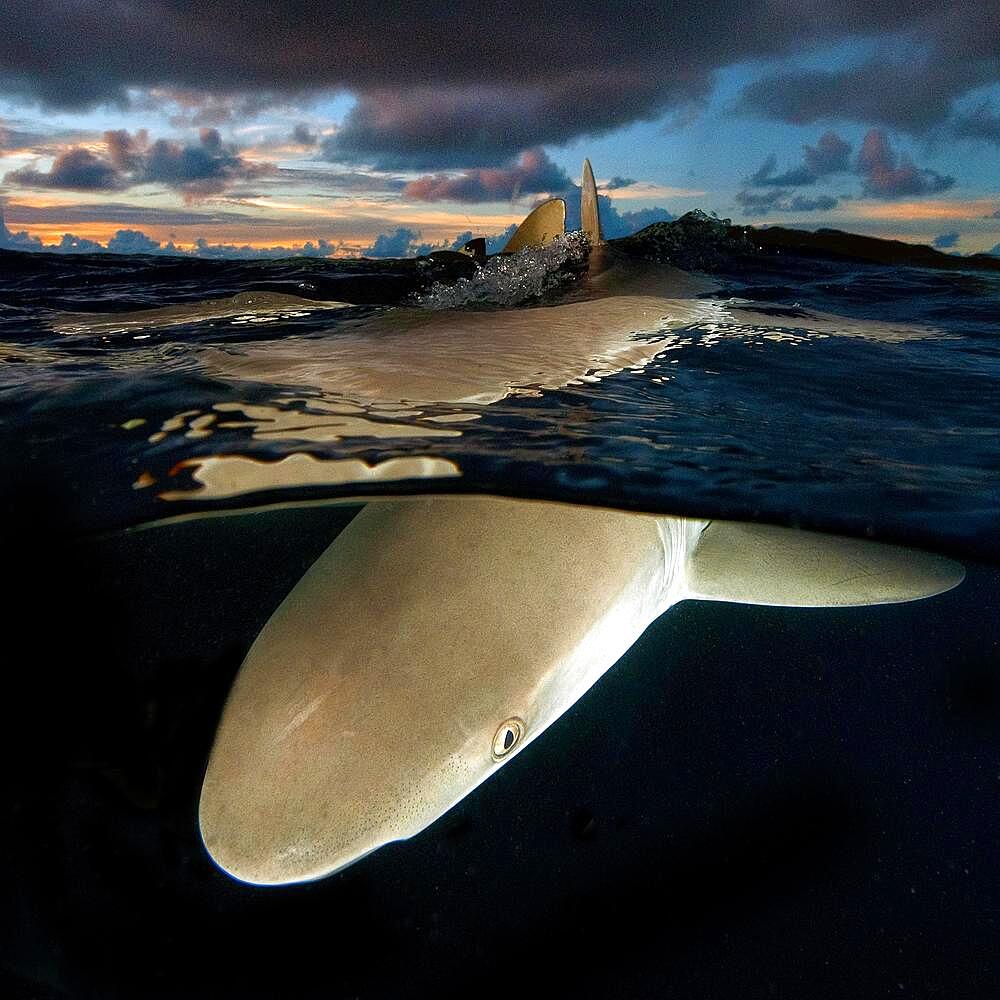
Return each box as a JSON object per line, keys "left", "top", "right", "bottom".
{"left": 133, "top": 161, "right": 962, "bottom": 886}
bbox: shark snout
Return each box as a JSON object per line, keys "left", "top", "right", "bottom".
{"left": 197, "top": 663, "right": 510, "bottom": 885}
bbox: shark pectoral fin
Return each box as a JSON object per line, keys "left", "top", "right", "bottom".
{"left": 685, "top": 521, "right": 965, "bottom": 607}
{"left": 501, "top": 198, "right": 566, "bottom": 253}
{"left": 581, "top": 158, "right": 603, "bottom": 245}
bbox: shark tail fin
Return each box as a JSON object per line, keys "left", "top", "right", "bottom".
{"left": 685, "top": 521, "right": 964, "bottom": 607}
{"left": 581, "top": 158, "right": 603, "bottom": 245}
{"left": 459, "top": 237, "right": 487, "bottom": 264}
{"left": 501, "top": 198, "right": 566, "bottom": 254}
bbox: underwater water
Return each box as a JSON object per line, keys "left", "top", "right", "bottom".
{"left": 1, "top": 229, "right": 998, "bottom": 998}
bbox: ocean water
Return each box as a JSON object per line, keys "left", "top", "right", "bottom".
{"left": 1, "top": 229, "right": 998, "bottom": 998}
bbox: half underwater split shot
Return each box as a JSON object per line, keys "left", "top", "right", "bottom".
{"left": 2, "top": 164, "right": 999, "bottom": 999}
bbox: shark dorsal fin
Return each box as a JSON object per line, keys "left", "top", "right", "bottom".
{"left": 685, "top": 521, "right": 964, "bottom": 607}
{"left": 581, "top": 158, "right": 603, "bottom": 245}
{"left": 459, "top": 237, "right": 486, "bottom": 264}
{"left": 502, "top": 198, "right": 566, "bottom": 253}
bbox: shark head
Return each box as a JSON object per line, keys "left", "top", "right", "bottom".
{"left": 198, "top": 497, "right": 674, "bottom": 885}
{"left": 198, "top": 655, "right": 537, "bottom": 885}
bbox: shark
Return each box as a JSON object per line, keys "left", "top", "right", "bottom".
{"left": 196, "top": 162, "right": 966, "bottom": 885}
{"left": 199, "top": 495, "right": 963, "bottom": 886}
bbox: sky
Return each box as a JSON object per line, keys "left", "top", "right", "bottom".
{"left": 1, "top": 1, "right": 999, "bottom": 259}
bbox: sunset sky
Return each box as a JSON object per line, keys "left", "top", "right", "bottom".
{"left": 1, "top": 1, "right": 999, "bottom": 258}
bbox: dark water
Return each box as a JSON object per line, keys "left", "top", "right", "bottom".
{"left": 1, "top": 234, "right": 998, "bottom": 998}
{"left": 1, "top": 234, "right": 998, "bottom": 554}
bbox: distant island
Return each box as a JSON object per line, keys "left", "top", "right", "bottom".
{"left": 615, "top": 211, "right": 1000, "bottom": 274}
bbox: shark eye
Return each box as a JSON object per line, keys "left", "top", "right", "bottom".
{"left": 492, "top": 718, "right": 524, "bottom": 759}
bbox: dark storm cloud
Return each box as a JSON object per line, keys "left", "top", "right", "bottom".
{"left": 735, "top": 4, "right": 1000, "bottom": 138}
{"left": 856, "top": 128, "right": 954, "bottom": 198}
{"left": 950, "top": 103, "right": 1000, "bottom": 144}
{"left": 604, "top": 176, "right": 637, "bottom": 191}
{"left": 403, "top": 148, "right": 571, "bottom": 202}
{"left": 3, "top": 129, "right": 274, "bottom": 201}
{"left": 320, "top": 78, "right": 688, "bottom": 169}
{"left": 737, "top": 63, "right": 958, "bottom": 134}
{"left": 5, "top": 147, "right": 125, "bottom": 191}
{"left": 1, "top": 2, "right": 997, "bottom": 170}
{"left": 2, "top": 1, "right": 953, "bottom": 169}
{"left": 749, "top": 132, "right": 852, "bottom": 187}
{"left": 1, "top": 1, "right": 781, "bottom": 113}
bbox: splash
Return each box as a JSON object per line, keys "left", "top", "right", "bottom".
{"left": 416, "top": 231, "right": 591, "bottom": 310}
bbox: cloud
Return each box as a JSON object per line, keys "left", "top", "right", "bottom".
{"left": 138, "top": 89, "right": 298, "bottom": 129}
{"left": 0, "top": 197, "right": 41, "bottom": 249}
{"left": 362, "top": 227, "right": 423, "bottom": 257}
{"left": 932, "top": 231, "right": 960, "bottom": 249}
{"left": 0, "top": 3, "right": 997, "bottom": 171}
{"left": 605, "top": 205, "right": 677, "bottom": 235}
{"left": 0, "top": 200, "right": 274, "bottom": 229}
{"left": 740, "top": 128, "right": 952, "bottom": 212}
{"left": 3, "top": 128, "right": 274, "bottom": 201}
{"left": 748, "top": 131, "right": 852, "bottom": 187}
{"left": 0, "top": 1, "right": 813, "bottom": 114}
{"left": 5, "top": 147, "right": 125, "bottom": 190}
{"left": 403, "top": 148, "right": 571, "bottom": 202}
{"left": 402, "top": 148, "right": 674, "bottom": 236}
{"left": 0, "top": 222, "right": 343, "bottom": 263}
{"left": 735, "top": 7, "right": 1000, "bottom": 137}
{"left": 856, "top": 129, "right": 954, "bottom": 198}
{"left": 737, "top": 62, "right": 957, "bottom": 134}
{"left": 485, "top": 225, "right": 517, "bottom": 254}
{"left": 735, "top": 188, "right": 790, "bottom": 215}
{"left": 787, "top": 194, "right": 839, "bottom": 212}
{"left": 276, "top": 167, "right": 407, "bottom": 194}
{"left": 106, "top": 229, "right": 167, "bottom": 254}
{"left": 604, "top": 176, "right": 637, "bottom": 191}
{"left": 561, "top": 191, "right": 675, "bottom": 237}
{"left": 55, "top": 233, "right": 105, "bottom": 252}
{"left": 291, "top": 123, "right": 317, "bottom": 147}
{"left": 320, "top": 78, "right": 689, "bottom": 169}
{"left": 734, "top": 187, "right": 838, "bottom": 216}
{"left": 191, "top": 236, "right": 338, "bottom": 259}
{"left": 950, "top": 102, "right": 1000, "bottom": 144}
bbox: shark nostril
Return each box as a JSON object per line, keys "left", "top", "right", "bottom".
{"left": 492, "top": 718, "right": 524, "bottom": 759}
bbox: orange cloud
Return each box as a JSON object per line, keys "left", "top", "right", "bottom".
{"left": 852, "top": 199, "right": 999, "bottom": 221}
